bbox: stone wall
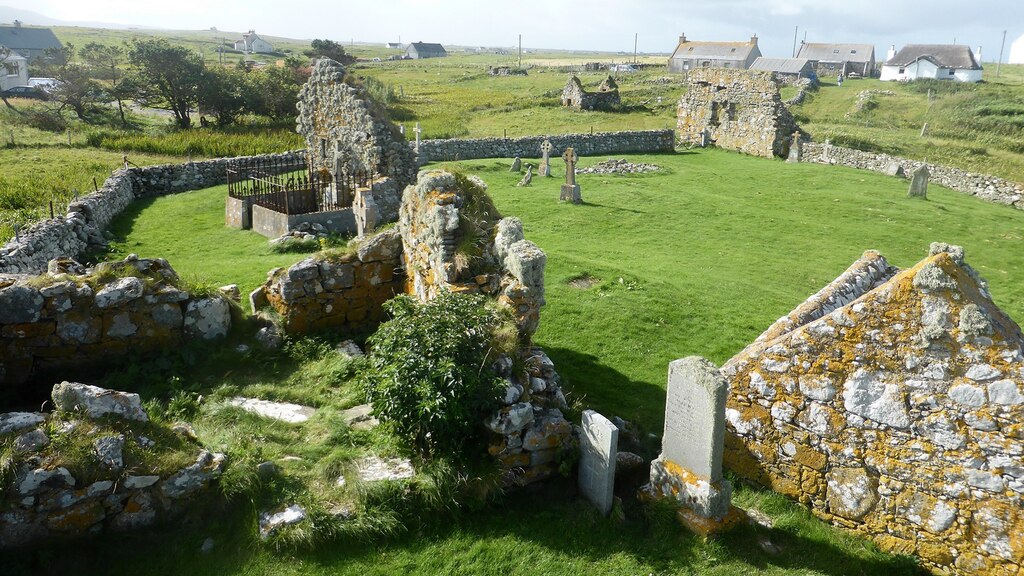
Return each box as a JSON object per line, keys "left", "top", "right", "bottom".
{"left": 1, "top": 383, "right": 225, "bottom": 548}
{"left": 677, "top": 69, "right": 799, "bottom": 158}
{"left": 0, "top": 151, "right": 304, "bottom": 276}
{"left": 0, "top": 256, "right": 233, "bottom": 392}
{"left": 416, "top": 130, "right": 675, "bottom": 165}
{"left": 721, "top": 244, "right": 1024, "bottom": 574}
{"left": 561, "top": 75, "right": 621, "bottom": 111}
{"left": 802, "top": 142, "right": 1024, "bottom": 210}
{"left": 256, "top": 229, "right": 404, "bottom": 335}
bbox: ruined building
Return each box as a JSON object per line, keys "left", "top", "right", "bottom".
{"left": 561, "top": 75, "right": 620, "bottom": 111}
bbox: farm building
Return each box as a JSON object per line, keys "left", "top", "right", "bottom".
{"left": 1010, "top": 33, "right": 1024, "bottom": 64}
{"left": 0, "top": 24, "right": 62, "bottom": 63}
{"left": 1, "top": 49, "right": 28, "bottom": 91}
{"left": 880, "top": 44, "right": 983, "bottom": 83}
{"left": 234, "top": 30, "right": 274, "bottom": 54}
{"left": 668, "top": 33, "right": 762, "bottom": 73}
{"left": 748, "top": 57, "right": 815, "bottom": 81}
{"left": 384, "top": 42, "right": 402, "bottom": 49}
{"left": 795, "top": 42, "right": 875, "bottom": 77}
{"left": 406, "top": 42, "right": 448, "bottom": 59}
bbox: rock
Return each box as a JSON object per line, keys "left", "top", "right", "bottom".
{"left": 259, "top": 504, "right": 307, "bottom": 539}
{"left": 335, "top": 340, "right": 364, "bottom": 359}
{"left": 255, "top": 326, "right": 283, "bottom": 350}
{"left": 356, "top": 228, "right": 402, "bottom": 263}
{"left": 826, "top": 467, "right": 879, "bottom": 521}
{"left": 340, "top": 404, "right": 379, "bottom": 430}
{"left": 354, "top": 455, "right": 415, "bottom": 482}
{"left": 228, "top": 397, "right": 316, "bottom": 423}
{"left": 93, "top": 435, "right": 125, "bottom": 471}
{"left": 124, "top": 475, "right": 160, "bottom": 489}
{"left": 0, "top": 284, "right": 44, "bottom": 323}
{"left": 615, "top": 451, "right": 646, "bottom": 474}
{"left": 94, "top": 277, "right": 145, "bottom": 309}
{"left": 13, "top": 429, "right": 50, "bottom": 453}
{"left": 200, "top": 537, "right": 215, "bottom": 554}
{"left": 256, "top": 461, "right": 278, "bottom": 479}
{"left": 52, "top": 382, "right": 148, "bottom": 422}
{"left": 109, "top": 491, "right": 156, "bottom": 530}
{"left": 218, "top": 284, "right": 241, "bottom": 302}
{"left": 249, "top": 286, "right": 268, "bottom": 313}
{"left": 841, "top": 370, "right": 910, "bottom": 429}
{"left": 486, "top": 403, "right": 534, "bottom": 435}
{"left": 912, "top": 263, "right": 956, "bottom": 292}
{"left": 522, "top": 409, "right": 572, "bottom": 451}
{"left": 18, "top": 467, "right": 75, "bottom": 495}
{"left": 160, "top": 451, "right": 226, "bottom": 499}
{"left": 0, "top": 412, "right": 46, "bottom": 436}
{"left": 183, "top": 297, "right": 232, "bottom": 340}
{"left": 171, "top": 422, "right": 198, "bottom": 440}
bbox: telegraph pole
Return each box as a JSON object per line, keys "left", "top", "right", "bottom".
{"left": 792, "top": 26, "right": 799, "bottom": 57}
{"left": 518, "top": 34, "right": 522, "bottom": 69}
{"left": 997, "top": 29, "right": 1007, "bottom": 77}
{"left": 633, "top": 33, "right": 638, "bottom": 64}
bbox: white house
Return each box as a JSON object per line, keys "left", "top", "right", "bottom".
{"left": 880, "top": 44, "right": 983, "bottom": 83}
{"left": 1009, "top": 33, "right": 1024, "bottom": 65}
{"left": 234, "top": 30, "right": 274, "bottom": 54}
{"left": 1, "top": 49, "right": 28, "bottom": 91}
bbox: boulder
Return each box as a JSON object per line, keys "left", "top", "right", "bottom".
{"left": 183, "top": 297, "right": 232, "bottom": 340}
{"left": 51, "top": 382, "right": 148, "bottom": 422}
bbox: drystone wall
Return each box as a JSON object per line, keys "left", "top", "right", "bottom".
{"left": 256, "top": 229, "right": 404, "bottom": 335}
{"left": 0, "top": 256, "right": 233, "bottom": 392}
{"left": 0, "top": 383, "right": 225, "bottom": 548}
{"left": 677, "top": 68, "right": 799, "bottom": 158}
{"left": 802, "top": 142, "right": 1024, "bottom": 210}
{"left": 0, "top": 151, "right": 304, "bottom": 276}
{"left": 416, "top": 130, "right": 675, "bottom": 165}
{"left": 722, "top": 244, "right": 1024, "bottom": 575}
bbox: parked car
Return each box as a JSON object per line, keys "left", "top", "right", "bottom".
{"left": 1, "top": 85, "right": 49, "bottom": 100}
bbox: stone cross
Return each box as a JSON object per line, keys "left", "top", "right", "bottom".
{"left": 414, "top": 122, "right": 422, "bottom": 154}
{"left": 539, "top": 139, "right": 553, "bottom": 177}
{"left": 562, "top": 147, "right": 578, "bottom": 186}
{"left": 647, "top": 356, "right": 734, "bottom": 533}
{"left": 908, "top": 165, "right": 930, "bottom": 199}
{"left": 578, "top": 410, "right": 618, "bottom": 516}
{"left": 786, "top": 131, "right": 802, "bottom": 164}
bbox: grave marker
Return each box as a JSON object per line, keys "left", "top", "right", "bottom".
{"left": 539, "top": 139, "right": 553, "bottom": 177}
{"left": 908, "top": 165, "right": 929, "bottom": 199}
{"left": 559, "top": 147, "right": 582, "bottom": 204}
{"left": 786, "top": 131, "right": 802, "bottom": 164}
{"left": 578, "top": 410, "right": 618, "bottom": 516}
{"left": 413, "top": 123, "right": 422, "bottom": 154}
{"left": 353, "top": 189, "right": 378, "bottom": 238}
{"left": 510, "top": 156, "right": 522, "bottom": 172}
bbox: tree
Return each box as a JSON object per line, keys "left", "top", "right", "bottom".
{"left": 80, "top": 42, "right": 128, "bottom": 127}
{"left": 197, "top": 66, "right": 246, "bottom": 126}
{"left": 245, "top": 58, "right": 309, "bottom": 120}
{"left": 44, "top": 44, "right": 104, "bottom": 121}
{"left": 126, "top": 39, "right": 205, "bottom": 129}
{"left": 304, "top": 39, "right": 355, "bottom": 65}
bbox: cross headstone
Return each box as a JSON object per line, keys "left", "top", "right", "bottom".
{"left": 908, "top": 165, "right": 929, "bottom": 199}
{"left": 785, "top": 131, "right": 802, "bottom": 164}
{"left": 646, "top": 356, "right": 736, "bottom": 534}
{"left": 559, "top": 147, "right": 582, "bottom": 203}
{"left": 538, "top": 139, "right": 553, "bottom": 177}
{"left": 353, "top": 189, "right": 378, "bottom": 238}
{"left": 578, "top": 410, "right": 619, "bottom": 516}
{"left": 510, "top": 156, "right": 522, "bottom": 172}
{"left": 413, "top": 122, "right": 422, "bottom": 154}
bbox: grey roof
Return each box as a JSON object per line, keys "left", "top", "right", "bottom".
{"left": 796, "top": 43, "right": 875, "bottom": 63}
{"left": 885, "top": 44, "right": 981, "bottom": 69}
{"left": 0, "top": 26, "right": 62, "bottom": 52}
{"left": 750, "top": 57, "right": 812, "bottom": 74}
{"left": 408, "top": 42, "right": 447, "bottom": 54}
{"left": 671, "top": 40, "right": 758, "bottom": 60}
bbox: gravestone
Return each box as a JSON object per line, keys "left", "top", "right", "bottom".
{"left": 538, "top": 140, "right": 553, "bottom": 177}
{"left": 578, "top": 410, "right": 619, "bottom": 516}
{"left": 517, "top": 164, "right": 533, "bottom": 187}
{"left": 885, "top": 162, "right": 905, "bottom": 178}
{"left": 413, "top": 123, "right": 422, "bottom": 154}
{"left": 353, "top": 189, "right": 378, "bottom": 238}
{"left": 559, "top": 147, "right": 582, "bottom": 204}
{"left": 645, "top": 356, "right": 739, "bottom": 535}
{"left": 908, "top": 165, "right": 929, "bottom": 199}
{"left": 785, "top": 131, "right": 802, "bottom": 164}
{"left": 510, "top": 157, "right": 522, "bottom": 172}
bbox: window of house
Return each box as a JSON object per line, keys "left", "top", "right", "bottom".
{"left": 688, "top": 47, "right": 694, "bottom": 52}
{"left": 730, "top": 48, "right": 736, "bottom": 52}
{"left": 949, "top": 69, "right": 955, "bottom": 75}
{"left": 833, "top": 49, "right": 840, "bottom": 54}
{"left": 3, "top": 62, "right": 17, "bottom": 75}
{"left": 850, "top": 50, "right": 857, "bottom": 54}
{"left": 898, "top": 67, "right": 905, "bottom": 74}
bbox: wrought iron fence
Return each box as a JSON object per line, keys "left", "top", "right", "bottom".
{"left": 226, "top": 157, "right": 374, "bottom": 215}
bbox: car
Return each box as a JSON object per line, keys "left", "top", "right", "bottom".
{"left": 0, "top": 85, "right": 49, "bottom": 100}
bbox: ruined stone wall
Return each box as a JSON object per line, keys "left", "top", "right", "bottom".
{"left": 561, "top": 75, "right": 620, "bottom": 111}
{"left": 257, "top": 229, "right": 404, "bottom": 335}
{"left": 416, "top": 130, "right": 675, "bottom": 164}
{"left": 803, "top": 142, "right": 1024, "bottom": 211}
{"left": 0, "top": 151, "right": 305, "bottom": 276}
{"left": 677, "top": 69, "right": 799, "bottom": 158}
{"left": 0, "top": 257, "right": 233, "bottom": 392}
{"left": 1, "top": 383, "right": 225, "bottom": 548}
{"left": 722, "top": 245, "right": 1024, "bottom": 574}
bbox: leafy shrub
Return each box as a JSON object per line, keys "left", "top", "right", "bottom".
{"left": 363, "top": 291, "right": 516, "bottom": 459}
{"left": 27, "top": 111, "right": 67, "bottom": 132}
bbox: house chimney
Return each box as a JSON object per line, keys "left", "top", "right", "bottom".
{"left": 887, "top": 44, "right": 897, "bottom": 61}
{"left": 976, "top": 46, "right": 982, "bottom": 62}
{"left": 13, "top": 19, "right": 21, "bottom": 28}
{"left": 679, "top": 33, "right": 687, "bottom": 44}
{"left": 750, "top": 34, "right": 758, "bottom": 45}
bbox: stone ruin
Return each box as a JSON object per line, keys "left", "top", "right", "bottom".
{"left": 561, "top": 75, "right": 621, "bottom": 111}
{"left": 677, "top": 68, "right": 800, "bottom": 158}
{"left": 722, "top": 244, "right": 1024, "bottom": 574}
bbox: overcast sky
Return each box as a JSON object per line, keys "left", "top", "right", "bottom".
{"left": 13, "top": 0, "right": 1024, "bottom": 61}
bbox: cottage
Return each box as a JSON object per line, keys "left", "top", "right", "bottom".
{"left": 0, "top": 24, "right": 62, "bottom": 63}
{"left": 234, "top": 30, "right": 274, "bottom": 54}
{"left": 880, "top": 44, "right": 983, "bottom": 83}
{"left": 406, "top": 42, "right": 447, "bottom": 59}
{"left": 748, "top": 57, "right": 815, "bottom": 81}
{"left": 384, "top": 42, "right": 402, "bottom": 50}
{"left": 1009, "top": 33, "right": 1024, "bottom": 65}
{"left": 795, "top": 42, "right": 875, "bottom": 77}
{"left": 1, "top": 49, "right": 28, "bottom": 91}
{"left": 668, "top": 33, "right": 761, "bottom": 73}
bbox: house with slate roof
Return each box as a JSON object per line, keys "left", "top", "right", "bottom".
{"left": 880, "top": 44, "right": 983, "bottom": 83}
{"left": 749, "top": 57, "right": 815, "bottom": 81}
{"left": 668, "top": 33, "right": 761, "bottom": 73}
{"left": 406, "top": 42, "right": 447, "bottom": 59}
{"left": 0, "top": 23, "right": 62, "bottom": 63}
{"left": 795, "top": 42, "right": 875, "bottom": 77}
{"left": 1, "top": 49, "right": 28, "bottom": 91}
{"left": 234, "top": 30, "right": 274, "bottom": 54}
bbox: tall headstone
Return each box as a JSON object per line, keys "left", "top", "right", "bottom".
{"left": 510, "top": 156, "right": 522, "bottom": 172}
{"left": 908, "top": 165, "right": 929, "bottom": 199}
{"left": 578, "top": 410, "right": 619, "bottom": 516}
{"left": 645, "top": 356, "right": 740, "bottom": 536}
{"left": 785, "top": 131, "right": 802, "bottom": 164}
{"left": 559, "top": 147, "right": 582, "bottom": 204}
{"left": 353, "top": 189, "right": 378, "bottom": 238}
{"left": 413, "top": 122, "right": 422, "bottom": 154}
{"left": 538, "top": 139, "right": 554, "bottom": 177}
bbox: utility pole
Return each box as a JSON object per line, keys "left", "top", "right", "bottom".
{"left": 633, "top": 32, "right": 638, "bottom": 64}
{"left": 792, "top": 26, "right": 799, "bottom": 57}
{"left": 518, "top": 34, "right": 522, "bottom": 69}
{"left": 997, "top": 29, "right": 1007, "bottom": 77}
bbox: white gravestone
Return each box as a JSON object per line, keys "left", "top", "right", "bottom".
{"left": 578, "top": 410, "right": 619, "bottom": 516}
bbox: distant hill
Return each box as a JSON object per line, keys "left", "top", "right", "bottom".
{"left": 0, "top": 5, "right": 152, "bottom": 30}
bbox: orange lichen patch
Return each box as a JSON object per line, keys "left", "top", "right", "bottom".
{"left": 677, "top": 505, "right": 747, "bottom": 539}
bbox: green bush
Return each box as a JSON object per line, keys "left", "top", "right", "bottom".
{"left": 363, "top": 291, "right": 516, "bottom": 459}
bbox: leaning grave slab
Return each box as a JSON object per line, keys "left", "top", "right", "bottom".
{"left": 722, "top": 243, "right": 1024, "bottom": 575}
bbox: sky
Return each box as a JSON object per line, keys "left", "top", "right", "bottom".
{"left": 10, "top": 0, "right": 1024, "bottom": 61}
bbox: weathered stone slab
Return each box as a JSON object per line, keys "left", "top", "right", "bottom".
{"left": 578, "top": 410, "right": 618, "bottom": 516}
{"left": 259, "top": 504, "right": 307, "bottom": 538}
{"left": 52, "top": 382, "right": 148, "bottom": 422}
{"left": 908, "top": 165, "right": 929, "bottom": 199}
{"left": 662, "top": 357, "right": 728, "bottom": 482}
{"left": 0, "top": 412, "right": 46, "bottom": 436}
{"left": 228, "top": 397, "right": 316, "bottom": 423}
